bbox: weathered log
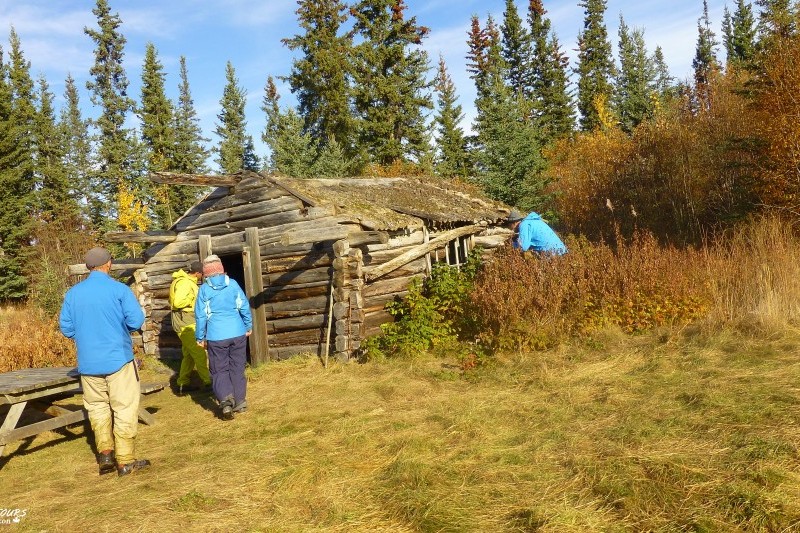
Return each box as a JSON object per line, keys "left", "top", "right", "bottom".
{"left": 364, "top": 309, "right": 393, "bottom": 329}
{"left": 150, "top": 171, "right": 239, "bottom": 187}
{"left": 262, "top": 282, "right": 329, "bottom": 302}
{"left": 269, "top": 329, "right": 325, "bottom": 347}
{"left": 365, "top": 231, "right": 424, "bottom": 251}
{"left": 333, "top": 301, "right": 350, "bottom": 320}
{"left": 280, "top": 226, "right": 348, "bottom": 246}
{"left": 264, "top": 265, "right": 333, "bottom": 287}
{"left": 264, "top": 253, "right": 333, "bottom": 273}
{"left": 267, "top": 313, "right": 326, "bottom": 334}
{"left": 364, "top": 224, "right": 483, "bottom": 281}
{"left": 67, "top": 259, "right": 144, "bottom": 276}
{"left": 104, "top": 231, "right": 177, "bottom": 243}
{"left": 363, "top": 274, "right": 421, "bottom": 298}
{"left": 263, "top": 295, "right": 328, "bottom": 319}
{"left": 257, "top": 172, "right": 318, "bottom": 207}
{"left": 361, "top": 244, "right": 425, "bottom": 266}
{"left": 347, "top": 231, "right": 389, "bottom": 246}
{"left": 176, "top": 196, "right": 302, "bottom": 232}
{"left": 364, "top": 290, "right": 409, "bottom": 310}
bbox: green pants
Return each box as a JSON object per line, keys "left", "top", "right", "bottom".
{"left": 176, "top": 323, "right": 210, "bottom": 386}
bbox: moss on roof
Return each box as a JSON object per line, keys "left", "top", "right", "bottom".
{"left": 278, "top": 176, "right": 510, "bottom": 231}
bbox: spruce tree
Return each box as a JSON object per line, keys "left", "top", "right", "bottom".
{"left": 350, "top": 0, "right": 433, "bottom": 166}
{"left": 723, "top": 0, "right": 757, "bottom": 69}
{"left": 528, "top": 1, "right": 574, "bottom": 141}
{"left": 756, "top": 0, "right": 796, "bottom": 47}
{"left": 261, "top": 76, "right": 316, "bottom": 177}
{"left": 281, "top": 0, "right": 354, "bottom": 152}
{"left": 693, "top": 0, "right": 720, "bottom": 110}
{"left": 501, "top": 0, "right": 531, "bottom": 96}
{"left": 615, "top": 16, "right": 656, "bottom": 133}
{"left": 59, "top": 74, "right": 93, "bottom": 222}
{"left": 652, "top": 46, "right": 675, "bottom": 100}
{"left": 215, "top": 61, "right": 258, "bottom": 173}
{"left": 139, "top": 42, "right": 181, "bottom": 227}
{"left": 34, "top": 76, "right": 72, "bottom": 218}
{"left": 173, "top": 56, "right": 209, "bottom": 174}
{"left": 85, "top": 0, "right": 137, "bottom": 226}
{"left": 0, "top": 41, "right": 33, "bottom": 300}
{"left": 433, "top": 55, "right": 469, "bottom": 178}
{"left": 575, "top": 0, "right": 616, "bottom": 131}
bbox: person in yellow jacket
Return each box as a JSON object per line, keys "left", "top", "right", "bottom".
{"left": 169, "top": 262, "right": 211, "bottom": 394}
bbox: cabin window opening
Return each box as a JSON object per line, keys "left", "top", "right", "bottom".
{"left": 432, "top": 235, "right": 471, "bottom": 269}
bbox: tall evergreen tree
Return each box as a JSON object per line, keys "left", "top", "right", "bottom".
{"left": 501, "top": 0, "right": 531, "bottom": 96}
{"left": 528, "top": 1, "right": 575, "bottom": 141}
{"left": 693, "top": 0, "right": 720, "bottom": 110}
{"left": 173, "top": 56, "right": 209, "bottom": 175}
{"left": 615, "top": 16, "right": 656, "bottom": 133}
{"left": 0, "top": 38, "right": 34, "bottom": 300}
{"left": 466, "top": 15, "right": 494, "bottom": 99}
{"left": 84, "top": 0, "right": 137, "bottom": 226}
{"left": 262, "top": 76, "right": 316, "bottom": 177}
{"left": 34, "top": 76, "right": 71, "bottom": 218}
{"left": 350, "top": 0, "right": 433, "bottom": 166}
{"left": 59, "top": 74, "right": 93, "bottom": 221}
{"left": 722, "top": 0, "right": 757, "bottom": 69}
{"left": 281, "top": 0, "right": 354, "bottom": 152}
{"left": 575, "top": 0, "right": 616, "bottom": 131}
{"left": 139, "top": 42, "right": 180, "bottom": 227}
{"left": 474, "top": 77, "right": 547, "bottom": 210}
{"left": 652, "top": 46, "right": 675, "bottom": 100}
{"left": 756, "top": 0, "right": 796, "bottom": 47}
{"left": 433, "top": 56, "right": 468, "bottom": 178}
{"left": 215, "top": 61, "right": 258, "bottom": 173}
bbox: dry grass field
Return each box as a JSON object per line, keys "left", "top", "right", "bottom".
{"left": 2, "top": 325, "right": 800, "bottom": 532}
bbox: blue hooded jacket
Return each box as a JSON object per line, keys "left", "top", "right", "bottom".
{"left": 59, "top": 271, "right": 145, "bottom": 375}
{"left": 195, "top": 274, "right": 253, "bottom": 342}
{"left": 516, "top": 212, "right": 567, "bottom": 255}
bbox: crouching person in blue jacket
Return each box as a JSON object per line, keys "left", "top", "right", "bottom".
{"left": 506, "top": 209, "right": 567, "bottom": 255}
{"left": 195, "top": 255, "right": 252, "bottom": 420}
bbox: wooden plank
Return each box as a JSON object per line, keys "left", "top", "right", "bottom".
{"left": 0, "top": 407, "right": 86, "bottom": 446}
{"left": 176, "top": 196, "right": 302, "bottom": 232}
{"left": 104, "top": 231, "right": 177, "bottom": 243}
{"left": 199, "top": 235, "right": 212, "bottom": 260}
{"left": 245, "top": 227, "right": 270, "bottom": 365}
{"left": 364, "top": 225, "right": 483, "bottom": 281}
{"left": 267, "top": 313, "right": 326, "bottom": 334}
{"left": 258, "top": 172, "right": 318, "bottom": 207}
{"left": 150, "top": 171, "right": 240, "bottom": 187}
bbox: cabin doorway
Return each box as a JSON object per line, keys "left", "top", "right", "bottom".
{"left": 218, "top": 252, "right": 251, "bottom": 363}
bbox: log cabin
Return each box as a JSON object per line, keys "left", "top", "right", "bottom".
{"left": 70, "top": 171, "right": 515, "bottom": 364}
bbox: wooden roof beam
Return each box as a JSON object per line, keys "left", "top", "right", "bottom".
{"left": 104, "top": 230, "right": 178, "bottom": 243}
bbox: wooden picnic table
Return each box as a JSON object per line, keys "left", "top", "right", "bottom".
{"left": 0, "top": 366, "right": 165, "bottom": 459}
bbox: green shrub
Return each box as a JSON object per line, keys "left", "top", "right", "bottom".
{"left": 362, "top": 250, "right": 482, "bottom": 360}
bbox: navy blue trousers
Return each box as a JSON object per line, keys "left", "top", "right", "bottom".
{"left": 206, "top": 335, "right": 247, "bottom": 405}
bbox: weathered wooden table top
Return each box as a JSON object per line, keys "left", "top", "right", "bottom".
{"left": 0, "top": 367, "right": 79, "bottom": 396}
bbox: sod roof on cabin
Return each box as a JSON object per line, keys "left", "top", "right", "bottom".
{"left": 277, "top": 176, "right": 511, "bottom": 231}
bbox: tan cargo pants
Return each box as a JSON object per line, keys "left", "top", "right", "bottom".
{"left": 80, "top": 361, "right": 140, "bottom": 465}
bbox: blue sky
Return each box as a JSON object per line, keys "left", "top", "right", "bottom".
{"left": 0, "top": 0, "right": 730, "bottom": 166}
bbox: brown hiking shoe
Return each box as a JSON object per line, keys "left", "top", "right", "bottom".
{"left": 117, "top": 459, "right": 151, "bottom": 477}
{"left": 97, "top": 451, "right": 116, "bottom": 476}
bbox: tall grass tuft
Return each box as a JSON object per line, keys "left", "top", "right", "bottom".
{"left": 0, "top": 305, "right": 76, "bottom": 372}
{"left": 702, "top": 215, "right": 800, "bottom": 332}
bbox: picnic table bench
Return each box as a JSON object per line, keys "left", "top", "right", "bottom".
{"left": 0, "top": 366, "right": 166, "bottom": 459}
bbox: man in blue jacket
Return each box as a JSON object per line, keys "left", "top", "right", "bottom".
{"left": 195, "top": 255, "right": 252, "bottom": 421}
{"left": 506, "top": 209, "right": 568, "bottom": 255}
{"left": 59, "top": 247, "right": 150, "bottom": 476}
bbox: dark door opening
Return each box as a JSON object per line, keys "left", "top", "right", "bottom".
{"left": 218, "top": 252, "right": 251, "bottom": 363}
